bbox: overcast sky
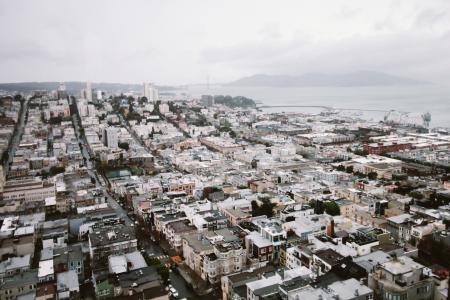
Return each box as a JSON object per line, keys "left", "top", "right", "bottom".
{"left": 1, "top": 0, "right": 449, "bottom": 85}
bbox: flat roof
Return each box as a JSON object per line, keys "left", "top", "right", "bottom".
{"left": 328, "top": 278, "right": 372, "bottom": 300}
{"left": 382, "top": 256, "right": 424, "bottom": 275}
{"left": 38, "top": 259, "right": 54, "bottom": 277}
{"left": 314, "top": 248, "right": 344, "bottom": 266}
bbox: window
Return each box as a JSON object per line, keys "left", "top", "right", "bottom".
{"left": 417, "top": 285, "right": 429, "bottom": 294}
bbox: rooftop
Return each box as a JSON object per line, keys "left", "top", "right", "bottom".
{"left": 0, "top": 270, "right": 38, "bottom": 289}
{"left": 89, "top": 224, "right": 136, "bottom": 247}
{"left": 328, "top": 278, "right": 373, "bottom": 300}
{"left": 38, "top": 259, "right": 54, "bottom": 278}
{"left": 314, "top": 248, "right": 344, "bottom": 266}
{"left": 116, "top": 266, "right": 160, "bottom": 289}
{"left": 57, "top": 270, "right": 79, "bottom": 291}
{"left": 183, "top": 232, "right": 214, "bottom": 252}
{"left": 382, "top": 256, "right": 424, "bottom": 275}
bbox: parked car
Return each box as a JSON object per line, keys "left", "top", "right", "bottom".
{"left": 169, "top": 287, "right": 179, "bottom": 298}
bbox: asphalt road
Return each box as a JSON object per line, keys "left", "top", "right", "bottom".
{"left": 71, "top": 113, "right": 133, "bottom": 227}
{"left": 3, "top": 99, "right": 28, "bottom": 176}
{"left": 73, "top": 111, "right": 216, "bottom": 299}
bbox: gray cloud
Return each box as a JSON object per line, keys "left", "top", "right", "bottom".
{"left": 0, "top": 0, "right": 449, "bottom": 85}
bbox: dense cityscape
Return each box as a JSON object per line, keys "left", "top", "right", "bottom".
{"left": 0, "top": 81, "right": 449, "bottom": 300}
{"left": 2, "top": 0, "right": 450, "bottom": 299}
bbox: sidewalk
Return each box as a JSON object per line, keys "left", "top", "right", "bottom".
{"left": 178, "top": 263, "right": 213, "bottom": 296}
{"left": 158, "top": 239, "right": 178, "bottom": 257}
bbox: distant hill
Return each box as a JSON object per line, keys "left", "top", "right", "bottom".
{"left": 227, "top": 71, "right": 429, "bottom": 87}
{"left": 0, "top": 81, "right": 184, "bottom": 94}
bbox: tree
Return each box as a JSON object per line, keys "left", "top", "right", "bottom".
{"left": 409, "top": 190, "right": 424, "bottom": 200}
{"left": 310, "top": 199, "right": 324, "bottom": 214}
{"left": 345, "top": 166, "right": 354, "bottom": 173}
{"left": 251, "top": 200, "right": 259, "bottom": 212}
{"left": 118, "top": 142, "right": 129, "bottom": 151}
{"left": 1, "top": 151, "right": 8, "bottom": 164}
{"left": 146, "top": 256, "right": 169, "bottom": 284}
{"left": 354, "top": 149, "right": 369, "bottom": 156}
{"left": 324, "top": 201, "right": 340, "bottom": 216}
{"left": 49, "top": 166, "right": 65, "bottom": 176}
{"left": 49, "top": 116, "right": 63, "bottom": 124}
{"left": 336, "top": 165, "right": 346, "bottom": 172}
{"left": 14, "top": 94, "right": 23, "bottom": 102}
{"left": 368, "top": 172, "right": 378, "bottom": 180}
{"left": 40, "top": 170, "right": 49, "bottom": 178}
{"left": 156, "top": 264, "right": 169, "bottom": 283}
{"left": 354, "top": 171, "right": 366, "bottom": 178}
{"left": 251, "top": 200, "right": 276, "bottom": 218}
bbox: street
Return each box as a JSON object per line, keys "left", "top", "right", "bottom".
{"left": 3, "top": 99, "right": 28, "bottom": 176}
{"left": 72, "top": 110, "right": 218, "bottom": 299}
{"left": 71, "top": 113, "right": 133, "bottom": 227}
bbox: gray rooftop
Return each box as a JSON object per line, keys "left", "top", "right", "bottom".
{"left": 0, "top": 269, "right": 38, "bottom": 289}
{"left": 89, "top": 225, "right": 136, "bottom": 247}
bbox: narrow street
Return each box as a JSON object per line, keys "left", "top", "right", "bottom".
{"left": 71, "top": 113, "right": 133, "bottom": 227}
{"left": 3, "top": 98, "right": 28, "bottom": 176}
{"left": 71, "top": 110, "right": 218, "bottom": 299}
{"left": 120, "top": 122, "right": 219, "bottom": 299}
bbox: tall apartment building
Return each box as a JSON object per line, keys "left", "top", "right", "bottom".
{"left": 85, "top": 81, "right": 92, "bottom": 101}
{"left": 103, "top": 127, "right": 118, "bottom": 149}
{"left": 143, "top": 82, "right": 158, "bottom": 103}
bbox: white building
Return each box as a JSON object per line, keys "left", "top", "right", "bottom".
{"left": 159, "top": 103, "right": 169, "bottom": 114}
{"left": 86, "top": 82, "right": 92, "bottom": 101}
{"left": 143, "top": 82, "right": 159, "bottom": 103}
{"left": 87, "top": 104, "right": 96, "bottom": 117}
{"left": 2, "top": 178, "right": 56, "bottom": 202}
{"left": 57, "top": 270, "right": 80, "bottom": 299}
{"left": 104, "top": 127, "right": 118, "bottom": 149}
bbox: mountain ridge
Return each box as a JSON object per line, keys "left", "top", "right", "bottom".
{"left": 227, "top": 71, "right": 429, "bottom": 87}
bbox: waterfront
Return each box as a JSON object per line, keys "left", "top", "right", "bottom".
{"left": 188, "top": 84, "right": 450, "bottom": 128}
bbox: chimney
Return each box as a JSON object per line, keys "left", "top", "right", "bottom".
{"left": 326, "top": 217, "right": 335, "bottom": 237}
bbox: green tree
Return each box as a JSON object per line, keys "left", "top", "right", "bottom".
{"left": 354, "top": 171, "right": 366, "bottom": 178}
{"left": 336, "top": 165, "right": 345, "bottom": 172}
{"left": 251, "top": 200, "right": 276, "bottom": 218}
{"left": 156, "top": 265, "right": 169, "bottom": 283}
{"left": 324, "top": 201, "right": 340, "bottom": 216}
{"left": 251, "top": 200, "right": 258, "bottom": 212}
{"left": 118, "top": 142, "right": 129, "bottom": 151}
{"left": 409, "top": 190, "right": 424, "bottom": 200}
{"left": 14, "top": 94, "right": 23, "bottom": 102}
{"left": 368, "top": 172, "right": 378, "bottom": 180}
{"left": 49, "top": 166, "right": 65, "bottom": 176}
